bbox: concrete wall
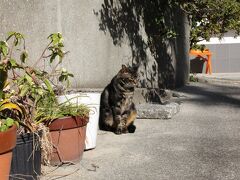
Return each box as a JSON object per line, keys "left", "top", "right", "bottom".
{"left": 0, "top": 0, "right": 132, "bottom": 88}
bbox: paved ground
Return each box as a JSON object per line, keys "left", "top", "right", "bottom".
{"left": 41, "top": 77, "right": 240, "bottom": 180}
{"left": 195, "top": 73, "right": 240, "bottom": 86}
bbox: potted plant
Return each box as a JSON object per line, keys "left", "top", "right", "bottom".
{"left": 0, "top": 119, "right": 17, "bottom": 180}
{"left": 0, "top": 32, "right": 77, "bottom": 178}
{"left": 26, "top": 33, "right": 90, "bottom": 166}
{"left": 35, "top": 94, "right": 90, "bottom": 165}
{"left": 0, "top": 73, "right": 23, "bottom": 180}
{"left": 57, "top": 91, "right": 101, "bottom": 150}
{"left": 0, "top": 32, "right": 43, "bottom": 179}
{"left": 1, "top": 31, "right": 90, "bottom": 171}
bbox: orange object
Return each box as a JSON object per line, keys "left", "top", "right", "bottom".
{"left": 189, "top": 49, "right": 212, "bottom": 74}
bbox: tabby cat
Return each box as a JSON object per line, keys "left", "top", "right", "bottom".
{"left": 99, "top": 65, "right": 138, "bottom": 134}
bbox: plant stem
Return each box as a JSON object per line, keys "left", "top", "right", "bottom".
{"left": 33, "top": 41, "right": 52, "bottom": 68}
{"left": 8, "top": 38, "right": 15, "bottom": 60}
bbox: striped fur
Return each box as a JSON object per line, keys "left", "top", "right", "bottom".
{"left": 99, "top": 65, "right": 138, "bottom": 134}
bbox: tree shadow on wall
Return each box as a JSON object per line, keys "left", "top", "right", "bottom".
{"left": 94, "top": 0, "right": 176, "bottom": 89}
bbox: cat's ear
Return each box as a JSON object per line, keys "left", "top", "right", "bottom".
{"left": 122, "top": 64, "right": 127, "bottom": 70}
{"left": 119, "top": 64, "right": 128, "bottom": 73}
{"left": 132, "top": 63, "right": 140, "bottom": 72}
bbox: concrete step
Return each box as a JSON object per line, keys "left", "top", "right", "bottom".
{"left": 136, "top": 102, "right": 180, "bottom": 119}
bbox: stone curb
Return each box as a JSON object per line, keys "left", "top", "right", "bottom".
{"left": 136, "top": 102, "right": 180, "bottom": 119}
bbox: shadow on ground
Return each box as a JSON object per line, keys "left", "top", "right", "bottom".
{"left": 174, "top": 82, "right": 240, "bottom": 107}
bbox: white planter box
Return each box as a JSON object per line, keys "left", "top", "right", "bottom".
{"left": 57, "top": 92, "right": 101, "bottom": 150}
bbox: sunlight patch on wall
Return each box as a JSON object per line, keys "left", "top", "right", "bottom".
{"left": 198, "top": 36, "right": 240, "bottom": 44}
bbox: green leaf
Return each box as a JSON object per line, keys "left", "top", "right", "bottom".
{"left": 9, "top": 59, "right": 17, "bottom": 67}
{"left": 20, "top": 85, "right": 29, "bottom": 96}
{"left": 25, "top": 74, "right": 33, "bottom": 85}
{"left": 15, "top": 32, "right": 24, "bottom": 39}
{"left": 6, "top": 32, "right": 24, "bottom": 46}
{"left": 57, "top": 50, "right": 64, "bottom": 59}
{"left": 5, "top": 118, "right": 14, "bottom": 127}
{"left": 14, "top": 38, "right": 19, "bottom": 46}
{"left": 68, "top": 73, "right": 74, "bottom": 77}
{"left": 0, "top": 124, "right": 7, "bottom": 132}
{"left": 0, "top": 117, "right": 16, "bottom": 132}
{"left": 50, "top": 53, "right": 57, "bottom": 63}
{"left": 43, "top": 79, "right": 54, "bottom": 94}
{"left": 14, "top": 121, "right": 19, "bottom": 127}
{"left": 58, "top": 42, "right": 64, "bottom": 47}
{"left": 59, "top": 75, "right": 65, "bottom": 82}
{"left": 0, "top": 41, "right": 8, "bottom": 56}
{"left": 6, "top": 31, "right": 16, "bottom": 41}
{"left": 36, "top": 88, "right": 44, "bottom": 96}
{"left": 20, "top": 51, "right": 28, "bottom": 63}
{"left": 0, "top": 100, "right": 23, "bottom": 114}
{"left": 48, "top": 33, "right": 63, "bottom": 45}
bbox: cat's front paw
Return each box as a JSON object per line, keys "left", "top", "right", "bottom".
{"left": 115, "top": 128, "right": 122, "bottom": 135}
{"left": 115, "top": 126, "right": 128, "bottom": 135}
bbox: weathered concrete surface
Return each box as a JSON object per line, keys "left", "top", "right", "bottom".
{"left": 0, "top": 0, "right": 159, "bottom": 89}
{"left": 136, "top": 103, "right": 180, "bottom": 119}
{"left": 41, "top": 81, "right": 240, "bottom": 180}
{"left": 134, "top": 88, "right": 180, "bottom": 119}
{"left": 0, "top": 0, "right": 133, "bottom": 88}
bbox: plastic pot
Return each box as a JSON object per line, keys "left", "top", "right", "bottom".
{"left": 0, "top": 125, "right": 17, "bottom": 180}
{"left": 48, "top": 116, "right": 89, "bottom": 165}
{"left": 57, "top": 92, "right": 101, "bottom": 150}
{"left": 10, "top": 131, "right": 42, "bottom": 180}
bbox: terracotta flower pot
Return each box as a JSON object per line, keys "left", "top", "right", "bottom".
{"left": 48, "top": 116, "right": 89, "bottom": 165}
{"left": 0, "top": 125, "right": 17, "bottom": 180}
{"left": 57, "top": 92, "right": 101, "bottom": 150}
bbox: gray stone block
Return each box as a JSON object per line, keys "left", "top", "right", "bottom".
{"left": 136, "top": 102, "right": 180, "bottom": 119}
